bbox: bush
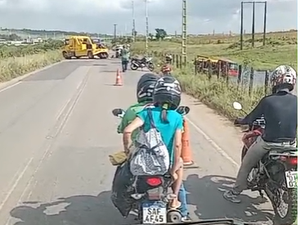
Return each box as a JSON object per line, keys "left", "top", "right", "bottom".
{"left": 0, "top": 39, "right": 64, "bottom": 58}
{"left": 0, "top": 50, "right": 62, "bottom": 82}
{"left": 173, "top": 66, "right": 264, "bottom": 120}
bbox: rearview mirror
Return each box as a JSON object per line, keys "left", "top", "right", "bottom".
{"left": 233, "top": 102, "right": 242, "bottom": 110}
{"left": 112, "top": 108, "right": 125, "bottom": 118}
{"left": 177, "top": 106, "right": 190, "bottom": 115}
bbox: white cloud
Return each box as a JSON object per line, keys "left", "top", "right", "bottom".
{"left": 0, "top": 0, "right": 297, "bottom": 34}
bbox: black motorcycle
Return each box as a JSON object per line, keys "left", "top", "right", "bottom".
{"left": 111, "top": 106, "right": 190, "bottom": 224}
{"left": 130, "top": 57, "right": 155, "bottom": 71}
{"left": 233, "top": 101, "right": 298, "bottom": 225}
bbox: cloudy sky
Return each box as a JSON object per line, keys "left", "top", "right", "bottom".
{"left": 0, "top": 0, "right": 297, "bottom": 34}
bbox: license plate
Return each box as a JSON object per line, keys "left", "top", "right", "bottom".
{"left": 142, "top": 202, "right": 167, "bottom": 224}
{"left": 285, "top": 171, "right": 298, "bottom": 188}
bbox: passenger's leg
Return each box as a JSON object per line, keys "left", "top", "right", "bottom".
{"left": 178, "top": 184, "right": 190, "bottom": 220}
{"left": 171, "top": 159, "right": 183, "bottom": 208}
{"left": 223, "top": 136, "right": 267, "bottom": 203}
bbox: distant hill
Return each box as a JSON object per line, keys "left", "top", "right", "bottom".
{"left": 0, "top": 28, "right": 114, "bottom": 40}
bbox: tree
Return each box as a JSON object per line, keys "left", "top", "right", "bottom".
{"left": 149, "top": 33, "right": 154, "bottom": 40}
{"left": 8, "top": 34, "right": 21, "bottom": 41}
{"left": 155, "top": 28, "right": 167, "bottom": 40}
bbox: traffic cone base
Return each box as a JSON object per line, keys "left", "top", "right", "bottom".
{"left": 114, "top": 69, "right": 123, "bottom": 86}
{"left": 183, "top": 161, "right": 199, "bottom": 169}
{"left": 183, "top": 161, "right": 194, "bottom": 166}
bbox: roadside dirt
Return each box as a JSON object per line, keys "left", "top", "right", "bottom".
{"left": 181, "top": 93, "right": 244, "bottom": 166}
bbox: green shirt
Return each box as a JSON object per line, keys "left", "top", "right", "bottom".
{"left": 117, "top": 102, "right": 148, "bottom": 141}
{"left": 121, "top": 48, "right": 130, "bottom": 62}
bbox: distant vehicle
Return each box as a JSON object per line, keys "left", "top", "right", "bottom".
{"left": 62, "top": 36, "right": 109, "bottom": 59}
{"left": 218, "top": 58, "right": 239, "bottom": 77}
{"left": 194, "top": 55, "right": 239, "bottom": 77}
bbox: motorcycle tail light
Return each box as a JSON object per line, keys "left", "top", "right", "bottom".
{"left": 146, "top": 177, "right": 162, "bottom": 186}
{"left": 288, "top": 157, "right": 297, "bottom": 166}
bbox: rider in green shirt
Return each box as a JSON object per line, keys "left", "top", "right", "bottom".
{"left": 117, "top": 73, "right": 159, "bottom": 141}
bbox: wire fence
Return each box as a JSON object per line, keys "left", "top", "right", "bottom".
{"left": 150, "top": 51, "right": 270, "bottom": 96}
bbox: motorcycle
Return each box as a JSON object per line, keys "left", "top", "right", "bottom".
{"left": 233, "top": 101, "right": 298, "bottom": 225}
{"left": 111, "top": 106, "right": 190, "bottom": 224}
{"left": 130, "top": 57, "right": 155, "bottom": 71}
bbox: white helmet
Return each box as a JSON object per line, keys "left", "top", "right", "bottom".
{"left": 270, "top": 65, "right": 297, "bottom": 92}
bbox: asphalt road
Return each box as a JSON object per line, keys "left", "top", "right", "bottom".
{"left": 0, "top": 59, "right": 274, "bottom": 225}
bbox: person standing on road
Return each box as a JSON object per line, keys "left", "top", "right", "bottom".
{"left": 222, "top": 65, "right": 297, "bottom": 203}
{"left": 120, "top": 44, "right": 130, "bottom": 72}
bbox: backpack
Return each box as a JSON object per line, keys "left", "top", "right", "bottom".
{"left": 130, "top": 108, "right": 170, "bottom": 176}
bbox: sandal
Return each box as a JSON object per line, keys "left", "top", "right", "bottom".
{"left": 169, "top": 200, "right": 181, "bottom": 210}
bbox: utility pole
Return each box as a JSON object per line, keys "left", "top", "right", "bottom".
{"left": 132, "top": 0, "right": 136, "bottom": 42}
{"left": 251, "top": 2, "right": 256, "bottom": 47}
{"left": 240, "top": 1, "right": 267, "bottom": 50}
{"left": 262, "top": 1, "right": 267, "bottom": 46}
{"left": 182, "top": 0, "right": 187, "bottom": 66}
{"left": 240, "top": 2, "right": 244, "bottom": 50}
{"left": 113, "top": 24, "right": 117, "bottom": 42}
{"left": 145, "top": 0, "right": 149, "bottom": 55}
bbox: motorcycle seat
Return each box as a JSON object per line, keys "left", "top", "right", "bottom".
{"left": 267, "top": 146, "right": 297, "bottom": 153}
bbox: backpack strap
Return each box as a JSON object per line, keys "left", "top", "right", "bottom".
{"left": 146, "top": 108, "right": 156, "bottom": 129}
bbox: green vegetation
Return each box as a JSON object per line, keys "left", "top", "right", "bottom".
{"left": 0, "top": 51, "right": 62, "bottom": 82}
{"left": 0, "top": 40, "right": 63, "bottom": 82}
{"left": 132, "top": 31, "right": 297, "bottom": 70}
{"left": 131, "top": 30, "right": 297, "bottom": 119}
{"left": 173, "top": 66, "right": 263, "bottom": 119}
{"left": 0, "top": 40, "right": 64, "bottom": 58}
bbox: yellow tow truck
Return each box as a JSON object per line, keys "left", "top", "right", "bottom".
{"left": 62, "top": 36, "right": 109, "bottom": 59}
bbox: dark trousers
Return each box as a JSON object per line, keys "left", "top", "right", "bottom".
{"left": 122, "top": 60, "right": 129, "bottom": 72}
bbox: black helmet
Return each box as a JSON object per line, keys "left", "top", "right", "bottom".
{"left": 136, "top": 73, "right": 159, "bottom": 103}
{"left": 153, "top": 76, "right": 181, "bottom": 110}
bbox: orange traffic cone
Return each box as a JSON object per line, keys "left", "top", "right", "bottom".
{"left": 181, "top": 119, "right": 197, "bottom": 168}
{"left": 114, "top": 69, "right": 123, "bottom": 86}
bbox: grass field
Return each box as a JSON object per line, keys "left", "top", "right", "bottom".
{"left": 0, "top": 40, "right": 63, "bottom": 82}
{"left": 131, "top": 30, "right": 297, "bottom": 120}
{"left": 0, "top": 50, "right": 62, "bottom": 82}
{"left": 132, "top": 31, "right": 297, "bottom": 70}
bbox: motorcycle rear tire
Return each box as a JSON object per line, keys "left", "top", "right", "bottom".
{"left": 167, "top": 210, "right": 182, "bottom": 223}
{"left": 273, "top": 188, "right": 297, "bottom": 225}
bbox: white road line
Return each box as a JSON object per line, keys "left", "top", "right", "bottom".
{"left": 0, "top": 68, "right": 90, "bottom": 217}
{"left": 0, "top": 82, "right": 21, "bottom": 94}
{"left": 185, "top": 116, "right": 239, "bottom": 168}
{"left": 0, "top": 157, "right": 33, "bottom": 211}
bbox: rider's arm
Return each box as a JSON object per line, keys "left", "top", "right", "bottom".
{"left": 123, "top": 117, "right": 144, "bottom": 152}
{"left": 172, "top": 115, "right": 184, "bottom": 174}
{"left": 117, "top": 108, "right": 136, "bottom": 133}
{"left": 241, "top": 97, "right": 266, "bottom": 124}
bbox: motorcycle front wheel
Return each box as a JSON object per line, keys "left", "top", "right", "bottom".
{"left": 130, "top": 63, "right": 139, "bottom": 70}
{"left": 147, "top": 63, "right": 155, "bottom": 71}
